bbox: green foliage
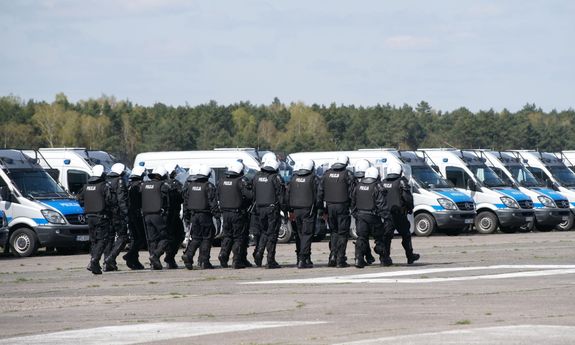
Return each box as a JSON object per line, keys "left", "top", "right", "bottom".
{"left": 1, "top": 94, "right": 575, "bottom": 164}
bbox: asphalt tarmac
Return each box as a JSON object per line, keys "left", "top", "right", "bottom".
{"left": 1, "top": 231, "right": 574, "bottom": 344}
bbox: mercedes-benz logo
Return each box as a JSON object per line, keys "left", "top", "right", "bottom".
{"left": 78, "top": 215, "right": 86, "bottom": 224}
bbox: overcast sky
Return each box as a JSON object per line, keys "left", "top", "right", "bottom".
{"left": 1, "top": 0, "right": 573, "bottom": 112}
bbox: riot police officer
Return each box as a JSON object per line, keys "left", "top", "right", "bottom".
{"left": 318, "top": 155, "right": 355, "bottom": 267}
{"left": 381, "top": 162, "right": 420, "bottom": 266}
{"left": 353, "top": 159, "right": 377, "bottom": 266}
{"left": 181, "top": 165, "right": 219, "bottom": 270}
{"left": 141, "top": 166, "right": 171, "bottom": 270}
{"left": 77, "top": 165, "right": 111, "bottom": 275}
{"left": 163, "top": 163, "right": 185, "bottom": 269}
{"left": 351, "top": 167, "right": 386, "bottom": 268}
{"left": 103, "top": 163, "right": 129, "bottom": 271}
{"left": 122, "top": 166, "right": 146, "bottom": 270}
{"left": 287, "top": 159, "right": 319, "bottom": 269}
{"left": 217, "top": 160, "right": 253, "bottom": 269}
{"left": 253, "top": 155, "right": 285, "bottom": 269}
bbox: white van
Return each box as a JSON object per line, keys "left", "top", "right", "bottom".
{"left": 0, "top": 150, "right": 89, "bottom": 257}
{"left": 474, "top": 150, "right": 571, "bottom": 231}
{"left": 508, "top": 150, "right": 575, "bottom": 230}
{"left": 419, "top": 149, "right": 534, "bottom": 234}
{"left": 25, "top": 148, "right": 120, "bottom": 195}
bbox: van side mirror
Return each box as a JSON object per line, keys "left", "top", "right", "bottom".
{"left": 467, "top": 179, "right": 480, "bottom": 192}
{"left": 0, "top": 187, "right": 11, "bottom": 201}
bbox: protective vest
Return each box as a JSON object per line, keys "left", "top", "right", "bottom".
{"left": 289, "top": 174, "right": 314, "bottom": 208}
{"left": 127, "top": 181, "right": 142, "bottom": 211}
{"left": 187, "top": 181, "right": 209, "bottom": 211}
{"left": 84, "top": 181, "right": 106, "bottom": 214}
{"left": 141, "top": 180, "right": 163, "bottom": 214}
{"left": 219, "top": 176, "right": 242, "bottom": 209}
{"left": 323, "top": 169, "right": 349, "bottom": 203}
{"left": 356, "top": 181, "right": 375, "bottom": 211}
{"left": 255, "top": 173, "right": 277, "bottom": 206}
{"left": 382, "top": 178, "right": 402, "bottom": 213}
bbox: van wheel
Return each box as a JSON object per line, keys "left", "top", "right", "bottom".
{"left": 10, "top": 228, "right": 39, "bottom": 257}
{"left": 414, "top": 213, "right": 436, "bottom": 237}
{"left": 475, "top": 211, "right": 498, "bottom": 234}
{"left": 277, "top": 218, "right": 293, "bottom": 243}
{"left": 555, "top": 213, "right": 574, "bottom": 231}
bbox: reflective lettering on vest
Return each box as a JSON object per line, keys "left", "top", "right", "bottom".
{"left": 255, "top": 173, "right": 277, "bottom": 205}
{"left": 323, "top": 169, "right": 349, "bottom": 203}
{"left": 289, "top": 174, "right": 314, "bottom": 208}
{"left": 356, "top": 182, "right": 375, "bottom": 211}
{"left": 188, "top": 181, "right": 209, "bottom": 210}
{"left": 141, "top": 181, "right": 163, "bottom": 214}
{"left": 219, "top": 176, "right": 242, "bottom": 209}
{"left": 84, "top": 181, "right": 105, "bottom": 214}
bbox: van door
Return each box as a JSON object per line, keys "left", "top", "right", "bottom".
{"left": 446, "top": 166, "right": 472, "bottom": 189}
{"left": 66, "top": 169, "right": 89, "bottom": 195}
{"left": 0, "top": 176, "right": 14, "bottom": 221}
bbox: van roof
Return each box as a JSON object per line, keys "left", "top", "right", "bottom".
{"left": 0, "top": 149, "right": 43, "bottom": 170}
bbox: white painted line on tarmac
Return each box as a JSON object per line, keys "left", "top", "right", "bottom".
{"left": 242, "top": 265, "right": 575, "bottom": 285}
{"left": 0, "top": 321, "right": 325, "bottom": 345}
{"left": 333, "top": 325, "right": 575, "bottom": 345}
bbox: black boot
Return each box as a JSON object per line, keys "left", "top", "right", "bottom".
{"left": 148, "top": 242, "right": 163, "bottom": 270}
{"left": 103, "top": 258, "right": 118, "bottom": 272}
{"left": 298, "top": 255, "right": 313, "bottom": 269}
{"left": 89, "top": 259, "right": 102, "bottom": 275}
{"left": 164, "top": 257, "right": 179, "bottom": 269}
{"left": 381, "top": 256, "right": 393, "bottom": 267}
{"left": 305, "top": 256, "right": 314, "bottom": 268}
{"left": 328, "top": 253, "right": 337, "bottom": 267}
{"left": 355, "top": 256, "right": 366, "bottom": 269}
{"left": 407, "top": 253, "right": 420, "bottom": 265}
{"left": 198, "top": 239, "right": 214, "bottom": 269}
{"left": 181, "top": 240, "right": 200, "bottom": 270}
{"left": 365, "top": 251, "right": 375, "bottom": 266}
{"left": 218, "top": 253, "right": 229, "bottom": 268}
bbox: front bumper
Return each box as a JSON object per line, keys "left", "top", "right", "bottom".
{"left": 534, "top": 208, "right": 571, "bottom": 226}
{"left": 496, "top": 209, "right": 535, "bottom": 227}
{"left": 35, "top": 224, "right": 90, "bottom": 247}
{"left": 434, "top": 211, "right": 476, "bottom": 229}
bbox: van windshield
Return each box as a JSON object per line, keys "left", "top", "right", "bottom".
{"left": 548, "top": 165, "right": 575, "bottom": 187}
{"left": 411, "top": 165, "right": 453, "bottom": 188}
{"left": 506, "top": 165, "right": 543, "bottom": 187}
{"left": 9, "top": 169, "right": 68, "bottom": 199}
{"left": 468, "top": 164, "right": 510, "bottom": 187}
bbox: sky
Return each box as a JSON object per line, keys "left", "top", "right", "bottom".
{"left": 0, "top": 0, "right": 573, "bottom": 112}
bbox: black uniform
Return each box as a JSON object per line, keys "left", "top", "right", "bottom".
{"left": 122, "top": 177, "right": 146, "bottom": 270}
{"left": 141, "top": 175, "right": 171, "bottom": 270}
{"left": 217, "top": 171, "right": 253, "bottom": 269}
{"left": 103, "top": 172, "right": 129, "bottom": 271}
{"left": 253, "top": 167, "right": 285, "bottom": 268}
{"left": 318, "top": 165, "right": 356, "bottom": 267}
{"left": 181, "top": 175, "right": 219, "bottom": 269}
{"left": 164, "top": 176, "right": 185, "bottom": 268}
{"left": 77, "top": 174, "right": 112, "bottom": 275}
{"left": 381, "top": 174, "right": 419, "bottom": 265}
{"left": 351, "top": 177, "right": 386, "bottom": 268}
{"left": 287, "top": 169, "right": 319, "bottom": 269}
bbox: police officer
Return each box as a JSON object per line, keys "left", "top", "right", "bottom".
{"left": 253, "top": 155, "right": 285, "bottom": 269}
{"left": 351, "top": 167, "right": 386, "bottom": 268}
{"left": 318, "top": 155, "right": 355, "bottom": 267}
{"left": 163, "top": 163, "right": 185, "bottom": 269}
{"left": 141, "top": 166, "right": 171, "bottom": 270}
{"left": 103, "top": 163, "right": 129, "bottom": 271}
{"left": 217, "top": 160, "right": 253, "bottom": 269}
{"left": 181, "top": 165, "right": 219, "bottom": 270}
{"left": 77, "top": 165, "right": 111, "bottom": 275}
{"left": 287, "top": 159, "right": 319, "bottom": 269}
{"left": 353, "top": 159, "right": 376, "bottom": 266}
{"left": 381, "top": 162, "right": 420, "bottom": 266}
{"left": 122, "top": 166, "right": 146, "bottom": 270}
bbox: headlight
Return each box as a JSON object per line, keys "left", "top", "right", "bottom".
{"left": 538, "top": 196, "right": 556, "bottom": 208}
{"left": 500, "top": 196, "right": 519, "bottom": 209}
{"left": 437, "top": 198, "right": 458, "bottom": 210}
{"left": 41, "top": 209, "right": 66, "bottom": 224}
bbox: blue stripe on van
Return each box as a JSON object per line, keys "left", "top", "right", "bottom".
{"left": 496, "top": 188, "right": 530, "bottom": 202}
{"left": 434, "top": 189, "right": 473, "bottom": 203}
{"left": 39, "top": 200, "right": 84, "bottom": 215}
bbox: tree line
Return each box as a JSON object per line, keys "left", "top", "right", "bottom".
{"left": 1, "top": 93, "right": 574, "bottom": 165}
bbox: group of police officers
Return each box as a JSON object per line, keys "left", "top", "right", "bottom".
{"left": 78, "top": 153, "right": 419, "bottom": 275}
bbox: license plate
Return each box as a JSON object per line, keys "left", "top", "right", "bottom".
{"left": 76, "top": 235, "right": 89, "bottom": 241}
{"left": 464, "top": 218, "right": 474, "bottom": 224}
{"left": 525, "top": 217, "right": 534, "bottom": 222}
{"left": 562, "top": 216, "right": 569, "bottom": 221}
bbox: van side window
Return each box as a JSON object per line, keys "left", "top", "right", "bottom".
{"left": 526, "top": 167, "right": 547, "bottom": 182}
{"left": 445, "top": 166, "right": 469, "bottom": 189}
{"left": 67, "top": 170, "right": 89, "bottom": 195}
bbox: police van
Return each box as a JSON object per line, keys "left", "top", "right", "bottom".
{"left": 0, "top": 150, "right": 89, "bottom": 257}
{"left": 478, "top": 150, "right": 570, "bottom": 231}
{"left": 419, "top": 149, "right": 534, "bottom": 234}
{"left": 508, "top": 150, "right": 575, "bottom": 230}
{"left": 24, "top": 148, "right": 120, "bottom": 195}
